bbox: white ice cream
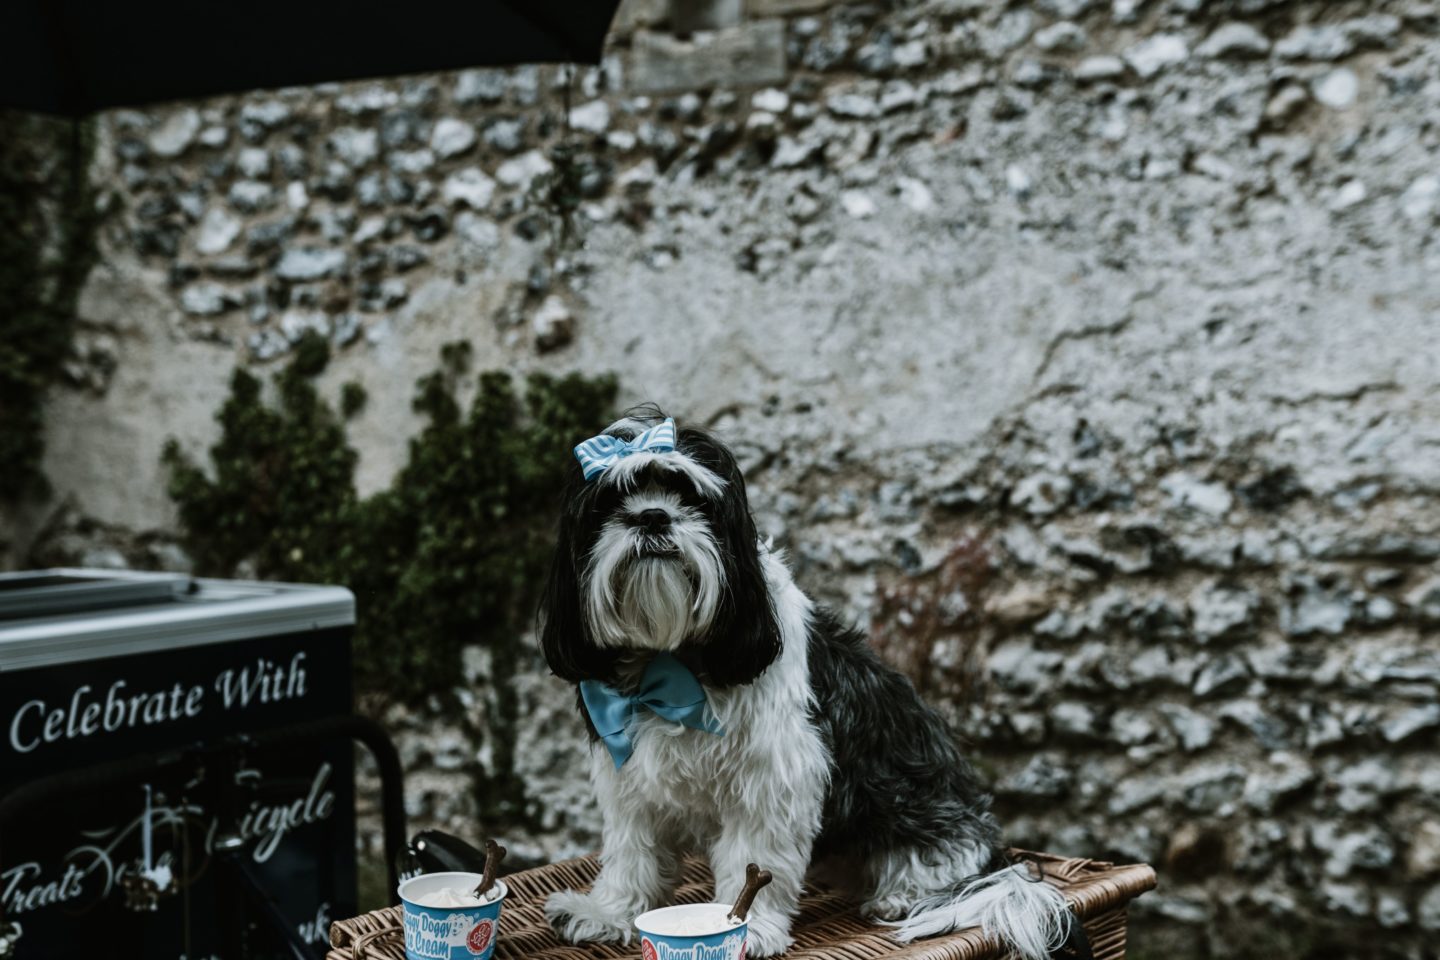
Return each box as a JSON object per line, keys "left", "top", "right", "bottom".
{"left": 414, "top": 885, "right": 500, "bottom": 909}
{"left": 641, "top": 904, "right": 744, "bottom": 936}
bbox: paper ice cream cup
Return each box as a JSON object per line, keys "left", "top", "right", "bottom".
{"left": 634, "top": 902, "right": 748, "bottom": 960}
{"left": 398, "top": 873, "right": 506, "bottom": 960}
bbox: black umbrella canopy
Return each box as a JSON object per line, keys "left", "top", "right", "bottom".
{"left": 1, "top": 0, "right": 622, "bottom": 116}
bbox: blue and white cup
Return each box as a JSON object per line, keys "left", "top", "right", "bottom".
{"left": 398, "top": 872, "right": 507, "bottom": 960}
{"left": 634, "top": 902, "right": 748, "bottom": 960}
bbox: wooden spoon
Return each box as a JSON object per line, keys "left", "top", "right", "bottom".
{"left": 727, "top": 863, "right": 773, "bottom": 923}
{"left": 473, "top": 839, "right": 507, "bottom": 900}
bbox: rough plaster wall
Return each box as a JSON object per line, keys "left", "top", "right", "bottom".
{"left": 15, "top": 0, "right": 1440, "bottom": 955}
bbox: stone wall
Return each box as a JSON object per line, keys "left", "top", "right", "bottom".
{"left": 11, "top": 0, "right": 1440, "bottom": 955}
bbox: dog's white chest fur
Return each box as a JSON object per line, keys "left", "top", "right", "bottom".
{"left": 590, "top": 553, "right": 829, "bottom": 856}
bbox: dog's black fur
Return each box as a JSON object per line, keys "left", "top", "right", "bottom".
{"left": 806, "top": 607, "right": 1007, "bottom": 870}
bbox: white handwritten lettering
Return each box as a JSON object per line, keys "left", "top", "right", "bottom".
{"left": 1, "top": 763, "right": 336, "bottom": 917}
{"left": 298, "top": 902, "right": 333, "bottom": 945}
{"left": 6, "top": 651, "right": 311, "bottom": 758}
{"left": 239, "top": 761, "right": 336, "bottom": 862}
{"left": 214, "top": 652, "right": 308, "bottom": 710}
{"left": 9, "top": 701, "right": 44, "bottom": 753}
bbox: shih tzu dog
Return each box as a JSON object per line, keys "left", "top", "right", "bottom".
{"left": 540, "top": 409, "right": 1076, "bottom": 959}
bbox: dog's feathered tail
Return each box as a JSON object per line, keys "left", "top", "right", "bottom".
{"left": 888, "top": 863, "right": 1082, "bottom": 960}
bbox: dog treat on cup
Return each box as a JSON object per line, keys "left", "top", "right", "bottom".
{"left": 727, "top": 863, "right": 773, "bottom": 923}
{"left": 473, "top": 839, "right": 506, "bottom": 899}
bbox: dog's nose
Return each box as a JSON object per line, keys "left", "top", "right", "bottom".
{"left": 634, "top": 508, "right": 671, "bottom": 533}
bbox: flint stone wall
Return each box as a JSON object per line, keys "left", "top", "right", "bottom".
{"left": 12, "top": 0, "right": 1440, "bottom": 955}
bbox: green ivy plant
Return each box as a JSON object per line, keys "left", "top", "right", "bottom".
{"left": 163, "top": 334, "right": 616, "bottom": 815}
{"left": 0, "top": 113, "right": 98, "bottom": 502}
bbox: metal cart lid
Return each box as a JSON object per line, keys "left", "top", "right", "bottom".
{"left": 0, "top": 569, "right": 354, "bottom": 673}
{"left": 0, "top": 568, "right": 190, "bottom": 619}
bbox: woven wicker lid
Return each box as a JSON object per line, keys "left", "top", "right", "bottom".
{"left": 327, "top": 850, "right": 1155, "bottom": 960}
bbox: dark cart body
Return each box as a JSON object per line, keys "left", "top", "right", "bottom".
{"left": 0, "top": 569, "right": 358, "bottom": 959}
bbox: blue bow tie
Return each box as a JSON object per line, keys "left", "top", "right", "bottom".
{"left": 574, "top": 418, "right": 677, "bottom": 481}
{"left": 579, "top": 653, "right": 724, "bottom": 768}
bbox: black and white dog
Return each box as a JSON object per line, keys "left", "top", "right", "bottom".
{"left": 540, "top": 410, "right": 1073, "bottom": 958}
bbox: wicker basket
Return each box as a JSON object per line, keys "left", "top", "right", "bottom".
{"left": 327, "top": 850, "right": 1155, "bottom": 960}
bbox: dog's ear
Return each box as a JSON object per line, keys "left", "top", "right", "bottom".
{"left": 539, "top": 475, "right": 621, "bottom": 682}
{"left": 681, "top": 429, "right": 782, "bottom": 686}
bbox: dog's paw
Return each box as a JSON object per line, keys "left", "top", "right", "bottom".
{"left": 743, "top": 913, "right": 795, "bottom": 958}
{"left": 861, "top": 892, "right": 911, "bottom": 921}
{"left": 545, "top": 890, "right": 636, "bottom": 945}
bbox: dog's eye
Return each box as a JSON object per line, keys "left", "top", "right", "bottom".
{"left": 589, "top": 486, "right": 623, "bottom": 514}
{"left": 676, "top": 483, "right": 707, "bottom": 508}
{"left": 638, "top": 465, "right": 707, "bottom": 506}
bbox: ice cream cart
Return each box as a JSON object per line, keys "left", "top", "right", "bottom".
{"left": 0, "top": 569, "right": 404, "bottom": 960}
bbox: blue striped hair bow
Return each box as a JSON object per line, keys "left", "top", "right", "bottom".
{"left": 574, "top": 418, "right": 677, "bottom": 481}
